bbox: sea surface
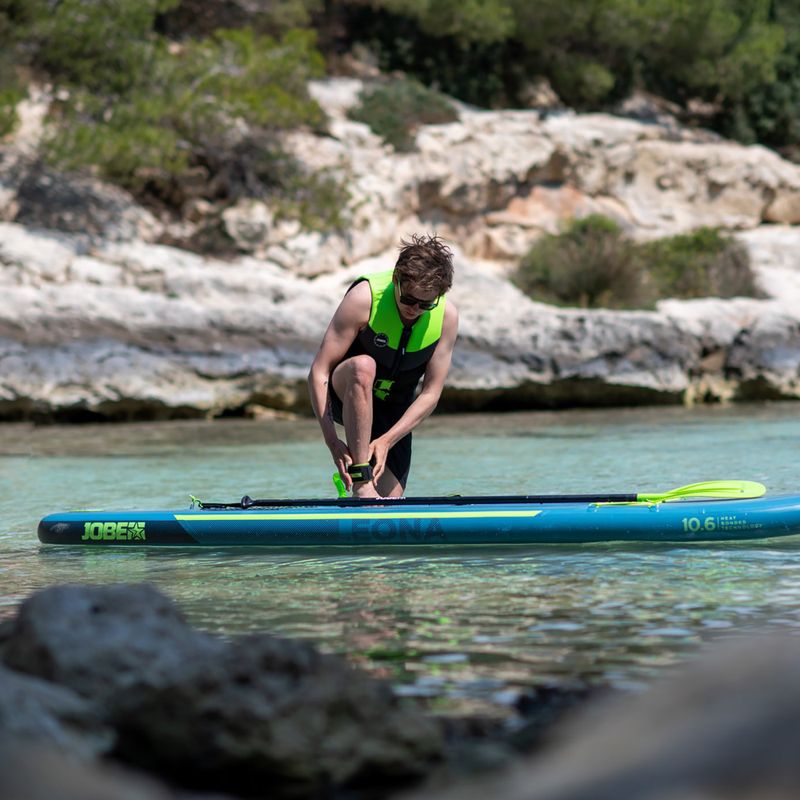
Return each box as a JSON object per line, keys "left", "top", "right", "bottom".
{"left": 2, "top": 403, "right": 800, "bottom": 716}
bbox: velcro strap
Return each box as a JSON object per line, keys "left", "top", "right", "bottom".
{"left": 347, "top": 462, "right": 374, "bottom": 483}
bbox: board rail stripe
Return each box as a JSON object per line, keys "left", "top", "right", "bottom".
{"left": 174, "top": 510, "right": 543, "bottom": 522}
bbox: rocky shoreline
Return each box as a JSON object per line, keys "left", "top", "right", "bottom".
{"left": 1, "top": 79, "right": 800, "bottom": 421}
{"left": 2, "top": 583, "right": 800, "bottom": 800}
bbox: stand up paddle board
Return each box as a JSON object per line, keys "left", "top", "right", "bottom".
{"left": 37, "top": 481, "right": 800, "bottom": 547}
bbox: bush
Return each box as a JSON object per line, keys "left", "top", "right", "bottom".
{"left": 348, "top": 77, "right": 458, "bottom": 151}
{"left": 334, "top": 0, "right": 788, "bottom": 137}
{"left": 28, "top": 0, "right": 179, "bottom": 95}
{"left": 156, "top": 0, "right": 322, "bottom": 39}
{"left": 0, "top": 59, "right": 23, "bottom": 137}
{"left": 642, "top": 227, "right": 762, "bottom": 300}
{"left": 513, "top": 216, "right": 761, "bottom": 309}
{"left": 513, "top": 216, "right": 650, "bottom": 309}
{"left": 40, "top": 26, "right": 345, "bottom": 229}
{"left": 0, "top": 85, "right": 21, "bottom": 137}
{"left": 0, "top": 0, "right": 39, "bottom": 136}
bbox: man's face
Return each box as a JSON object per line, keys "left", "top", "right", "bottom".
{"left": 394, "top": 280, "right": 440, "bottom": 322}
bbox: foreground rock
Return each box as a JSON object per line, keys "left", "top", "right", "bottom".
{"left": 0, "top": 744, "right": 184, "bottom": 800}
{"left": 0, "top": 664, "right": 112, "bottom": 759}
{"left": 406, "top": 634, "right": 800, "bottom": 800}
{"left": 5, "top": 584, "right": 800, "bottom": 800}
{"left": 1, "top": 584, "right": 443, "bottom": 798}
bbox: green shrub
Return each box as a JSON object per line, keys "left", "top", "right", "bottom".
{"left": 0, "top": 86, "right": 21, "bottom": 137}
{"left": 41, "top": 27, "right": 339, "bottom": 228}
{"left": 275, "top": 165, "right": 351, "bottom": 232}
{"left": 335, "top": 0, "right": 787, "bottom": 134}
{"left": 157, "top": 0, "right": 322, "bottom": 39}
{"left": 513, "top": 216, "right": 760, "bottom": 309}
{"left": 28, "top": 0, "right": 179, "bottom": 95}
{"left": 348, "top": 77, "right": 457, "bottom": 151}
{"left": 0, "top": 54, "right": 23, "bottom": 137}
{"left": 513, "top": 216, "right": 651, "bottom": 309}
{"left": 642, "top": 227, "right": 762, "bottom": 299}
{"left": 0, "top": 0, "right": 38, "bottom": 136}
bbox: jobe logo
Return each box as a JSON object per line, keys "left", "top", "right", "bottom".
{"left": 82, "top": 522, "right": 146, "bottom": 542}
{"left": 373, "top": 333, "right": 389, "bottom": 348}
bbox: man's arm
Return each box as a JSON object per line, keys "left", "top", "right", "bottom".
{"left": 369, "top": 301, "right": 459, "bottom": 481}
{"left": 308, "top": 280, "right": 371, "bottom": 451}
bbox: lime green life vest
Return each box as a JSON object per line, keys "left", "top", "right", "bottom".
{"left": 340, "top": 270, "right": 446, "bottom": 403}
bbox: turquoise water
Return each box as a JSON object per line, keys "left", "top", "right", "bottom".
{"left": 2, "top": 403, "right": 800, "bottom": 715}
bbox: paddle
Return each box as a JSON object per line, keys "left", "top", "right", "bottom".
{"left": 192, "top": 480, "right": 766, "bottom": 510}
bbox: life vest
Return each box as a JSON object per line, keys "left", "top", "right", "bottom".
{"left": 340, "top": 270, "right": 446, "bottom": 403}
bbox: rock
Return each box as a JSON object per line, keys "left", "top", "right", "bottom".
{"left": 3, "top": 76, "right": 800, "bottom": 418}
{"left": 0, "top": 743, "right": 182, "bottom": 800}
{"left": 0, "top": 664, "right": 113, "bottom": 759}
{"left": 613, "top": 90, "right": 683, "bottom": 129}
{"left": 764, "top": 192, "right": 800, "bottom": 224}
{"left": 0, "top": 220, "right": 76, "bottom": 284}
{"left": 3, "top": 584, "right": 227, "bottom": 708}
{"left": 405, "top": 634, "right": 800, "bottom": 800}
{"left": 1, "top": 159, "right": 162, "bottom": 243}
{"left": 415, "top": 111, "right": 561, "bottom": 217}
{"left": 3, "top": 584, "right": 443, "bottom": 797}
{"left": 221, "top": 199, "right": 302, "bottom": 255}
{"left": 518, "top": 78, "right": 562, "bottom": 110}
{"left": 445, "top": 261, "right": 698, "bottom": 408}
{"left": 308, "top": 77, "right": 366, "bottom": 120}
{"left": 1, "top": 223, "right": 799, "bottom": 420}
{"left": 727, "top": 312, "right": 800, "bottom": 400}
{"left": 737, "top": 225, "right": 800, "bottom": 305}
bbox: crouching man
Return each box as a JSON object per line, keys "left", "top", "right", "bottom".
{"left": 308, "top": 234, "right": 458, "bottom": 498}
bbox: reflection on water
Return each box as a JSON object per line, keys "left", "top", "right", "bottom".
{"left": 2, "top": 403, "right": 800, "bottom": 714}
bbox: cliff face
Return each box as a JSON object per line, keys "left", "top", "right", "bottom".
{"left": 1, "top": 80, "right": 799, "bottom": 421}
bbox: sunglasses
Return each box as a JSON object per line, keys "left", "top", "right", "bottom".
{"left": 397, "top": 283, "right": 440, "bottom": 311}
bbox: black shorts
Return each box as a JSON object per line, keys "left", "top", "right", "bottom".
{"left": 329, "top": 389, "right": 412, "bottom": 488}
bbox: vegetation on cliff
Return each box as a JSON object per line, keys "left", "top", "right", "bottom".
{"left": 334, "top": 0, "right": 798, "bottom": 158}
{"left": 0, "top": 0, "right": 792, "bottom": 299}
{"left": 0, "top": 0, "right": 347, "bottom": 236}
{"left": 3, "top": 1, "right": 800, "bottom": 163}
{"left": 513, "top": 216, "right": 762, "bottom": 309}
{"left": 347, "top": 76, "right": 458, "bottom": 151}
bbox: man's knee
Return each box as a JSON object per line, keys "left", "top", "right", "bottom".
{"left": 339, "top": 355, "right": 376, "bottom": 392}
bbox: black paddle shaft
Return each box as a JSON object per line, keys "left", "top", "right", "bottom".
{"left": 197, "top": 492, "right": 640, "bottom": 510}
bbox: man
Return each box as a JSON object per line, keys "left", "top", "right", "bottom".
{"left": 308, "top": 234, "right": 458, "bottom": 498}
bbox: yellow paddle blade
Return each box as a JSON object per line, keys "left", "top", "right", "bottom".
{"left": 637, "top": 480, "right": 766, "bottom": 504}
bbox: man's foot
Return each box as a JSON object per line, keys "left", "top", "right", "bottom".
{"left": 352, "top": 482, "right": 381, "bottom": 499}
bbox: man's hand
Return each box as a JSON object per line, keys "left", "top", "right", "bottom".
{"left": 368, "top": 435, "right": 391, "bottom": 484}
{"left": 328, "top": 438, "right": 354, "bottom": 491}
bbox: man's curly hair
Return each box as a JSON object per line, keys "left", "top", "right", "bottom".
{"left": 393, "top": 234, "right": 454, "bottom": 295}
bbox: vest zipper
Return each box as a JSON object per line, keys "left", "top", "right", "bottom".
{"left": 388, "top": 324, "right": 413, "bottom": 381}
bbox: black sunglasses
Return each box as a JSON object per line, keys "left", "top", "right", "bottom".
{"left": 397, "top": 283, "right": 440, "bottom": 311}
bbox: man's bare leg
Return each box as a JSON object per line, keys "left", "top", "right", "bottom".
{"left": 376, "top": 467, "right": 404, "bottom": 498}
{"left": 332, "top": 355, "right": 380, "bottom": 498}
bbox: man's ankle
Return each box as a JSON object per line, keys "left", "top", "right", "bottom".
{"left": 352, "top": 482, "right": 380, "bottom": 498}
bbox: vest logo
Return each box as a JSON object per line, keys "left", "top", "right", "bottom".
{"left": 373, "top": 378, "right": 395, "bottom": 400}
{"left": 82, "top": 521, "right": 146, "bottom": 542}
{"left": 373, "top": 332, "right": 389, "bottom": 348}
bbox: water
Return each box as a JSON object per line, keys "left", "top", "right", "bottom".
{"left": 2, "top": 403, "right": 800, "bottom": 716}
